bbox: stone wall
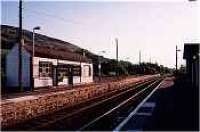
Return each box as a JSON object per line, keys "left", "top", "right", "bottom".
{"left": 1, "top": 75, "right": 159, "bottom": 128}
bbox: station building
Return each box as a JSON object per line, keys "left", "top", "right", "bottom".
{"left": 183, "top": 43, "right": 199, "bottom": 88}
{"left": 6, "top": 43, "right": 93, "bottom": 91}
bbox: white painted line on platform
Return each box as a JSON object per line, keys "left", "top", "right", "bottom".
{"left": 141, "top": 102, "right": 156, "bottom": 108}
{"left": 5, "top": 95, "right": 38, "bottom": 102}
{"left": 135, "top": 112, "right": 152, "bottom": 116}
{"left": 114, "top": 80, "right": 164, "bottom": 131}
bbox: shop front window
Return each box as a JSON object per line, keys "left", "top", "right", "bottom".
{"left": 57, "top": 64, "right": 69, "bottom": 82}
{"left": 39, "top": 61, "right": 52, "bottom": 77}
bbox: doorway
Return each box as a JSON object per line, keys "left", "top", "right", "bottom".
{"left": 52, "top": 65, "right": 58, "bottom": 86}
{"left": 68, "top": 67, "right": 73, "bottom": 85}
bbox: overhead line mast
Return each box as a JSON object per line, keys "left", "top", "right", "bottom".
{"left": 19, "top": 0, "right": 23, "bottom": 91}
{"left": 115, "top": 38, "right": 119, "bottom": 76}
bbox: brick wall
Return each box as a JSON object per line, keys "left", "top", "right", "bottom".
{"left": 1, "top": 75, "right": 158, "bottom": 128}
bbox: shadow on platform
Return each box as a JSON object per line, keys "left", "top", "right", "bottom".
{"left": 144, "top": 75, "right": 199, "bottom": 131}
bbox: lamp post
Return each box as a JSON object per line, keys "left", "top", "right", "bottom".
{"left": 98, "top": 50, "right": 106, "bottom": 81}
{"left": 32, "top": 26, "right": 41, "bottom": 91}
{"left": 176, "top": 45, "right": 181, "bottom": 74}
{"left": 115, "top": 38, "right": 119, "bottom": 76}
{"left": 139, "top": 50, "right": 141, "bottom": 64}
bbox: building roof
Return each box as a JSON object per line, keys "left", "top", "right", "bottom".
{"left": 183, "top": 43, "right": 199, "bottom": 59}
{"left": 23, "top": 44, "right": 91, "bottom": 63}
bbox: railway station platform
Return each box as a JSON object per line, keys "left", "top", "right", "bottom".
{"left": 118, "top": 75, "right": 199, "bottom": 131}
{"left": 146, "top": 75, "right": 199, "bottom": 131}
{"left": 1, "top": 75, "right": 158, "bottom": 129}
{"left": 1, "top": 76, "right": 137, "bottom": 100}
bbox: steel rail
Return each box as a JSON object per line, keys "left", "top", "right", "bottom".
{"left": 114, "top": 79, "right": 164, "bottom": 131}
{"left": 78, "top": 79, "right": 161, "bottom": 131}
{"left": 28, "top": 79, "right": 156, "bottom": 130}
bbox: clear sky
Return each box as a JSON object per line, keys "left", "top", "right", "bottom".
{"left": 2, "top": 0, "right": 200, "bottom": 68}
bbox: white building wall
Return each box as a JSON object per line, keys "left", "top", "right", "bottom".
{"left": 57, "top": 60, "right": 93, "bottom": 85}
{"left": 33, "top": 57, "right": 58, "bottom": 66}
{"left": 6, "top": 44, "right": 31, "bottom": 88}
{"left": 58, "top": 60, "right": 80, "bottom": 65}
{"left": 6, "top": 46, "right": 93, "bottom": 89}
{"left": 33, "top": 57, "right": 56, "bottom": 88}
{"left": 32, "top": 57, "right": 93, "bottom": 88}
{"left": 34, "top": 77, "right": 53, "bottom": 87}
{"left": 73, "top": 76, "right": 81, "bottom": 84}
{"left": 57, "top": 59, "right": 81, "bottom": 85}
{"left": 81, "top": 63, "right": 93, "bottom": 83}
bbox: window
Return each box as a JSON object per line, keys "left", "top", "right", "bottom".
{"left": 57, "top": 64, "right": 70, "bottom": 82}
{"left": 58, "top": 64, "right": 70, "bottom": 76}
{"left": 73, "top": 65, "right": 81, "bottom": 76}
{"left": 57, "top": 64, "right": 81, "bottom": 77}
{"left": 39, "top": 61, "right": 52, "bottom": 77}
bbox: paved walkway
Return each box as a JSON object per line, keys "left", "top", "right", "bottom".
{"left": 116, "top": 77, "right": 175, "bottom": 131}
{"left": 144, "top": 75, "right": 199, "bottom": 131}
{"left": 117, "top": 76, "right": 199, "bottom": 131}
{"left": 2, "top": 76, "right": 131, "bottom": 100}
{"left": 1, "top": 83, "right": 96, "bottom": 100}
{"left": 1, "top": 75, "right": 151, "bottom": 101}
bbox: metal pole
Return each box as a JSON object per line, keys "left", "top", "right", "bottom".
{"left": 80, "top": 60, "right": 82, "bottom": 83}
{"left": 98, "top": 56, "right": 101, "bottom": 81}
{"left": 33, "top": 30, "right": 35, "bottom": 61}
{"left": 175, "top": 45, "right": 181, "bottom": 74}
{"left": 176, "top": 45, "right": 177, "bottom": 73}
{"left": 115, "top": 38, "right": 118, "bottom": 76}
{"left": 80, "top": 49, "right": 85, "bottom": 83}
{"left": 192, "top": 62, "right": 193, "bottom": 84}
{"left": 139, "top": 50, "right": 141, "bottom": 64}
{"left": 19, "top": 0, "right": 23, "bottom": 92}
{"left": 116, "top": 38, "right": 118, "bottom": 62}
{"left": 31, "top": 26, "right": 40, "bottom": 91}
{"left": 32, "top": 29, "right": 35, "bottom": 91}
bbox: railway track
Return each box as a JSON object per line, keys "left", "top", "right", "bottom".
{"left": 79, "top": 79, "right": 162, "bottom": 131}
{"left": 5, "top": 78, "right": 162, "bottom": 131}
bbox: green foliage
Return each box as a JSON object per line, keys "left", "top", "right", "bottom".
{"left": 100, "top": 60, "right": 173, "bottom": 76}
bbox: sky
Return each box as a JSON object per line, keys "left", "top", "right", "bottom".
{"left": 1, "top": 0, "right": 200, "bottom": 68}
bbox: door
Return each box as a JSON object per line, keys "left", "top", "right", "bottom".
{"left": 68, "top": 67, "right": 73, "bottom": 85}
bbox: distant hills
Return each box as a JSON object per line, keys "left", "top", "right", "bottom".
{"left": 1, "top": 25, "right": 174, "bottom": 78}
{"left": 1, "top": 25, "right": 109, "bottom": 64}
